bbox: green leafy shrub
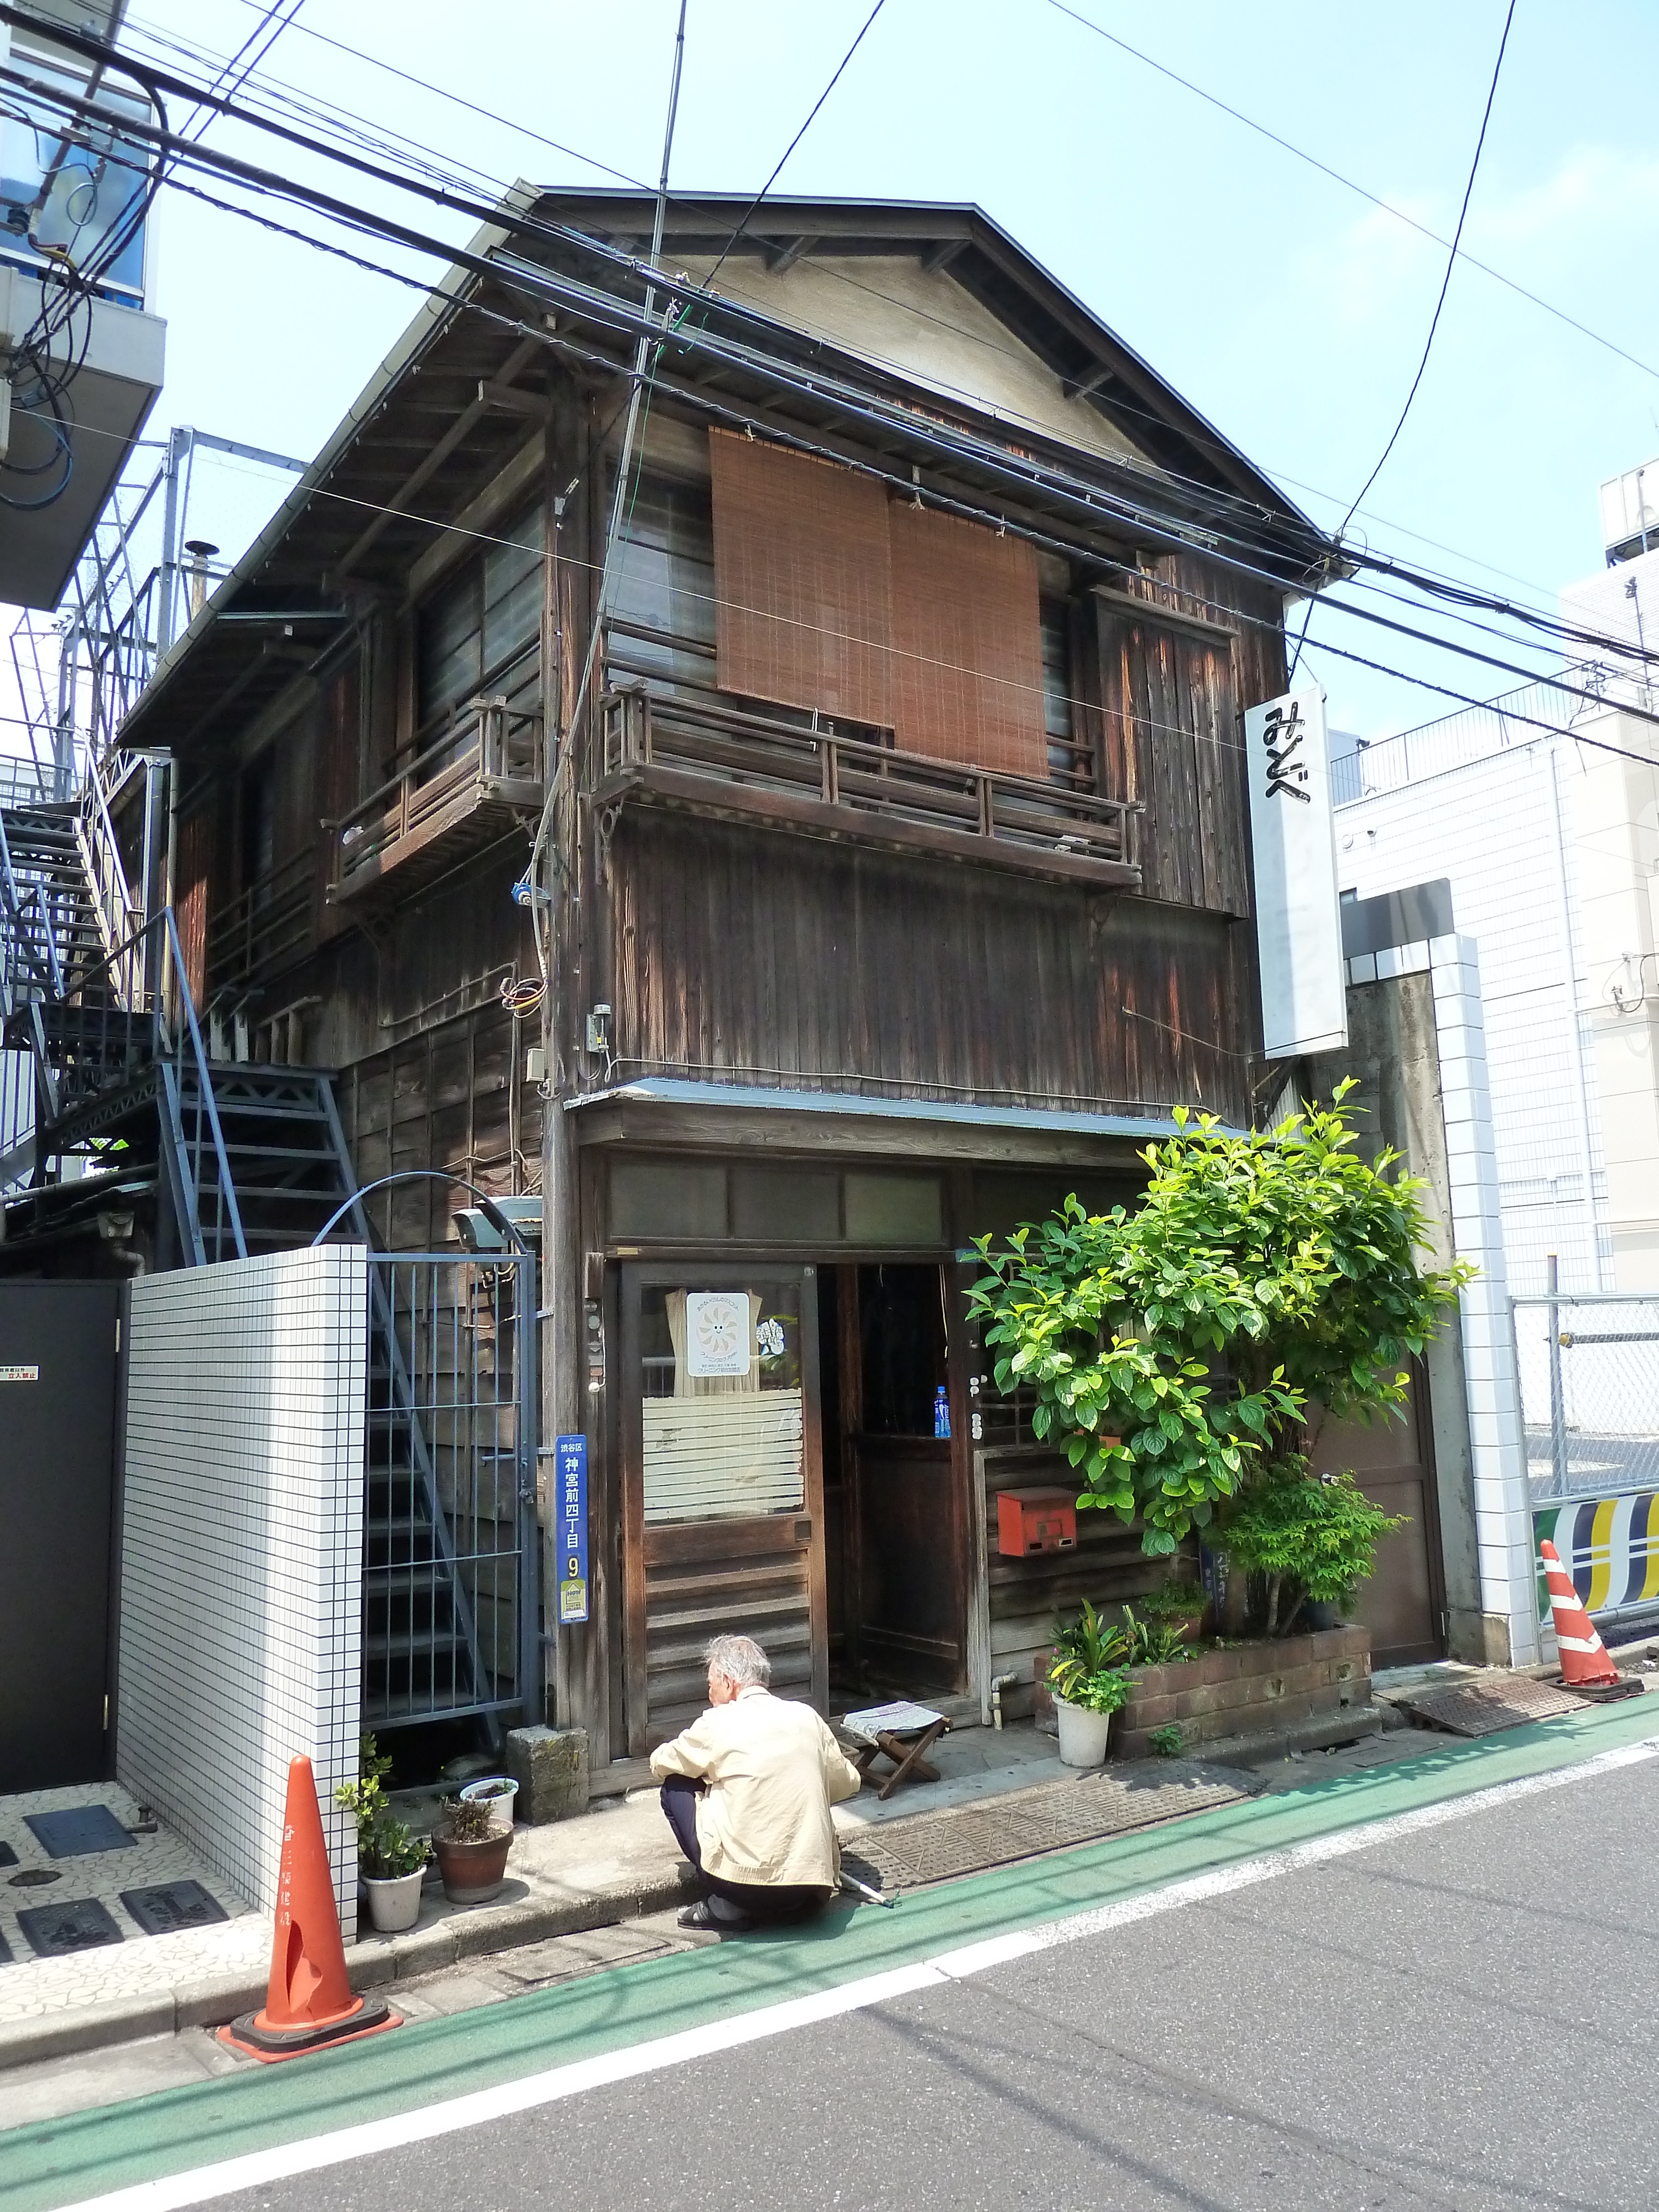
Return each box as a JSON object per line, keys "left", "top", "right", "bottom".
{"left": 1047, "top": 1598, "right": 1130, "bottom": 1712}
{"left": 1134, "top": 1579, "right": 1207, "bottom": 1623}
{"left": 1123, "top": 1604, "right": 1191, "bottom": 1667}
{"left": 1222, "top": 1457, "right": 1406, "bottom": 1634}
{"left": 969, "top": 1084, "right": 1468, "bottom": 1557}
{"left": 1148, "top": 1724, "right": 1185, "bottom": 1757}
{"left": 335, "top": 1732, "right": 429, "bottom": 1879}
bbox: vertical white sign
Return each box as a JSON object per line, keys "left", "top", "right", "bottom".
{"left": 1244, "top": 686, "right": 1348, "bottom": 1059}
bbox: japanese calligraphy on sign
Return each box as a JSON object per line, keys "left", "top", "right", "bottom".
{"left": 1243, "top": 686, "right": 1348, "bottom": 1060}
{"left": 556, "top": 1432, "right": 589, "bottom": 1625}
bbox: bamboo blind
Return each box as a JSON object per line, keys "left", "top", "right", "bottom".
{"left": 710, "top": 428, "right": 894, "bottom": 727}
{"left": 889, "top": 503, "right": 1045, "bottom": 775}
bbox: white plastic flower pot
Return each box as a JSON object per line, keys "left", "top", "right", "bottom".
{"left": 1053, "top": 1695, "right": 1114, "bottom": 1768}
{"left": 363, "top": 1866, "right": 425, "bottom": 1933}
{"left": 458, "top": 1776, "right": 518, "bottom": 1819}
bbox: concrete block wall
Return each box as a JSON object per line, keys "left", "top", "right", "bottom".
{"left": 117, "top": 1246, "right": 367, "bottom": 1932}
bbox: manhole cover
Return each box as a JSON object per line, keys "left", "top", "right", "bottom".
{"left": 24, "top": 1806, "right": 138, "bottom": 1859}
{"left": 1393, "top": 1676, "right": 1588, "bottom": 1738}
{"left": 17, "top": 1898, "right": 125, "bottom": 1958}
{"left": 844, "top": 1761, "right": 1254, "bottom": 1892}
{"left": 9, "top": 1868, "right": 60, "bottom": 1888}
{"left": 120, "top": 1881, "right": 227, "bottom": 1936}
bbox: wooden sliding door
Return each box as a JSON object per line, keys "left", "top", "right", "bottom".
{"left": 620, "top": 1263, "right": 826, "bottom": 1755}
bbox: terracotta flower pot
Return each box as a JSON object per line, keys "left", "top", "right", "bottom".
{"left": 434, "top": 1826, "right": 513, "bottom": 1905}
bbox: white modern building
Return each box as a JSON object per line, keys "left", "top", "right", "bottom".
{"left": 1333, "top": 478, "right": 1659, "bottom": 1305}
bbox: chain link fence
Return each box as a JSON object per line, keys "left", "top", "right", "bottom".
{"left": 1513, "top": 1291, "right": 1659, "bottom": 1503}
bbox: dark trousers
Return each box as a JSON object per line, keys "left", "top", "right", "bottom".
{"left": 659, "top": 1777, "right": 828, "bottom": 1923}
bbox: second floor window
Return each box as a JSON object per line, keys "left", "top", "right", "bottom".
{"left": 606, "top": 468, "right": 716, "bottom": 695}
{"left": 415, "top": 495, "right": 544, "bottom": 739}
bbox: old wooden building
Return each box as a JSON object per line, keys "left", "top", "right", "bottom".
{"left": 1, "top": 192, "right": 1327, "bottom": 1785}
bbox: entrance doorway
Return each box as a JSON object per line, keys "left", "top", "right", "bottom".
{"left": 829, "top": 1262, "right": 971, "bottom": 1700}
{"left": 0, "top": 1282, "right": 121, "bottom": 1790}
{"left": 620, "top": 1265, "right": 825, "bottom": 1755}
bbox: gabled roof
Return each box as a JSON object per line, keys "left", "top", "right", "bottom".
{"left": 533, "top": 191, "right": 1307, "bottom": 526}
{"left": 122, "top": 189, "right": 1323, "bottom": 757}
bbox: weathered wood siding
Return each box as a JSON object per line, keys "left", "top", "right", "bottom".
{"left": 606, "top": 814, "right": 1259, "bottom": 1125}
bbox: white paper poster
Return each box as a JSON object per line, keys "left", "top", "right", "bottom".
{"left": 1243, "top": 685, "right": 1348, "bottom": 1060}
{"left": 684, "top": 1291, "right": 753, "bottom": 1378}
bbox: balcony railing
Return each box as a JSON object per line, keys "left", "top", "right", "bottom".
{"left": 208, "top": 849, "right": 315, "bottom": 1006}
{"left": 331, "top": 696, "right": 544, "bottom": 907}
{"left": 594, "top": 672, "right": 1140, "bottom": 889}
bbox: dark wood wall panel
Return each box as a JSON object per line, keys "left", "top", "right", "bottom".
{"left": 609, "top": 817, "right": 1254, "bottom": 1124}
{"left": 1095, "top": 552, "right": 1285, "bottom": 921}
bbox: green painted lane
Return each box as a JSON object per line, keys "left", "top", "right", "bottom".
{"left": 7, "top": 1696, "right": 1657, "bottom": 2212}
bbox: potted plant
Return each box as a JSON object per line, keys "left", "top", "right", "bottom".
{"left": 1047, "top": 1600, "right": 1131, "bottom": 1767}
{"left": 335, "top": 1735, "right": 430, "bottom": 1934}
{"left": 432, "top": 1790, "right": 514, "bottom": 1905}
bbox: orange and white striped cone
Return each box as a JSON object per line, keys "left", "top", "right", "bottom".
{"left": 1539, "top": 1539, "right": 1621, "bottom": 1688}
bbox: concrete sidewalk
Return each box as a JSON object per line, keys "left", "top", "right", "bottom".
{"left": 0, "top": 1698, "right": 1431, "bottom": 2077}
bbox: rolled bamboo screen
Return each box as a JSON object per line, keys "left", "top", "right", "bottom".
{"left": 710, "top": 428, "right": 894, "bottom": 727}
{"left": 888, "top": 503, "right": 1045, "bottom": 776}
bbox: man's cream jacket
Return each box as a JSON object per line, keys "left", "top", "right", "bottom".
{"left": 649, "top": 1685, "right": 863, "bottom": 1888}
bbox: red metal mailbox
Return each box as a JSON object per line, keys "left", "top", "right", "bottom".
{"left": 996, "top": 1486, "right": 1077, "bottom": 1557}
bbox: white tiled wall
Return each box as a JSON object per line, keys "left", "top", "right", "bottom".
{"left": 1430, "top": 936, "right": 1541, "bottom": 1665}
{"left": 118, "top": 1246, "right": 367, "bottom": 1932}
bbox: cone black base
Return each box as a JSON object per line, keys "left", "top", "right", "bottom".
{"left": 218, "top": 1994, "right": 399, "bottom": 2062}
{"left": 1557, "top": 1672, "right": 1645, "bottom": 1703}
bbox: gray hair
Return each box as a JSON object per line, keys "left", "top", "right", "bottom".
{"left": 704, "top": 1633, "right": 771, "bottom": 1689}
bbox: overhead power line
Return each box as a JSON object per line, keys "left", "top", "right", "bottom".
{"left": 705, "top": 0, "right": 888, "bottom": 285}
{"left": 1045, "top": 0, "right": 1659, "bottom": 387}
{"left": 18, "top": 8, "right": 1659, "bottom": 744}
{"left": 1338, "top": 2, "right": 1516, "bottom": 535}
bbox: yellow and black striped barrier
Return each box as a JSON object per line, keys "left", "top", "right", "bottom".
{"left": 1534, "top": 1491, "right": 1659, "bottom": 1624}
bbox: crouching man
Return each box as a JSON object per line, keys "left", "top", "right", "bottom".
{"left": 651, "top": 1632, "right": 863, "bottom": 1932}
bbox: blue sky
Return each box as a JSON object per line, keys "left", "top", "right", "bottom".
{"left": 19, "top": 0, "right": 1659, "bottom": 743}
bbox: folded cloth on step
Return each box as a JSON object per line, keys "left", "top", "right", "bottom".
{"left": 839, "top": 1700, "right": 946, "bottom": 1745}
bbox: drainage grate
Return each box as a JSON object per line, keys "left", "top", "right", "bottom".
{"left": 1391, "top": 1675, "right": 1588, "bottom": 1738}
{"left": 24, "top": 1806, "right": 137, "bottom": 1859}
{"left": 17, "top": 1898, "right": 125, "bottom": 1958}
{"left": 842, "top": 1760, "right": 1254, "bottom": 1893}
{"left": 120, "top": 1881, "right": 228, "bottom": 1937}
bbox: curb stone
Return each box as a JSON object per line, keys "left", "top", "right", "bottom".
{"left": 0, "top": 1875, "right": 696, "bottom": 2074}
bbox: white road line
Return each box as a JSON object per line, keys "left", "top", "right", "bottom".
{"left": 58, "top": 1732, "right": 1659, "bottom": 2212}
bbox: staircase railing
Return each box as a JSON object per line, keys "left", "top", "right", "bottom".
{"left": 41, "top": 906, "right": 244, "bottom": 1265}
{"left": 76, "top": 749, "right": 145, "bottom": 994}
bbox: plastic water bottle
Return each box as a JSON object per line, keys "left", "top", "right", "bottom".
{"left": 933, "top": 1385, "right": 951, "bottom": 1439}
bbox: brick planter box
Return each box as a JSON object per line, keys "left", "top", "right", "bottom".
{"left": 1112, "top": 1625, "right": 1371, "bottom": 1760}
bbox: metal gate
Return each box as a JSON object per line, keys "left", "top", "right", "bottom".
{"left": 363, "top": 1250, "right": 541, "bottom": 1734}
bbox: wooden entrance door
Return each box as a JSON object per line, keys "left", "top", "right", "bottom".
{"left": 1312, "top": 1360, "right": 1446, "bottom": 1668}
{"left": 620, "top": 1264, "right": 826, "bottom": 1755}
{"left": 842, "top": 1264, "right": 969, "bottom": 1695}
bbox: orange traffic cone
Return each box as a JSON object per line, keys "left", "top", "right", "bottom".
{"left": 220, "top": 1756, "right": 400, "bottom": 2062}
{"left": 1538, "top": 1539, "right": 1621, "bottom": 1689}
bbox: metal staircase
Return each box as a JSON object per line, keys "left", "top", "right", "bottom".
{"left": 0, "top": 787, "right": 496, "bottom": 1733}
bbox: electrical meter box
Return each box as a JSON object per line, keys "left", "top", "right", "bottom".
{"left": 996, "top": 1486, "right": 1077, "bottom": 1557}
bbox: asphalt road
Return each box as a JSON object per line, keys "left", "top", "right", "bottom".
{"left": 198, "top": 1746, "right": 1657, "bottom": 2212}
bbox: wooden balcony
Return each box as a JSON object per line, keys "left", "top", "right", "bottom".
{"left": 330, "top": 697, "right": 544, "bottom": 909}
{"left": 593, "top": 677, "right": 1141, "bottom": 892}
